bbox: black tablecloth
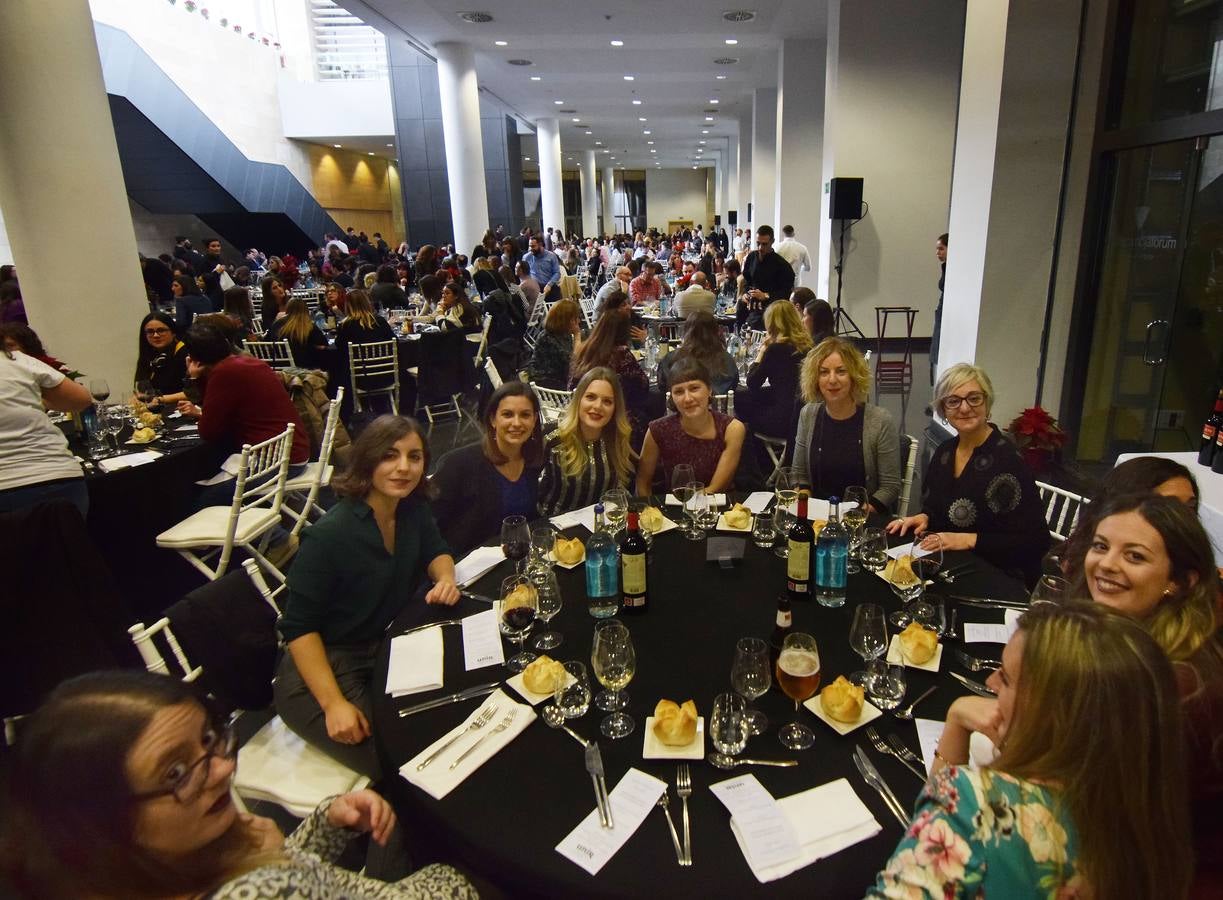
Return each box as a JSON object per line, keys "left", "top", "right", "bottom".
{"left": 372, "top": 511, "right": 1027, "bottom": 898}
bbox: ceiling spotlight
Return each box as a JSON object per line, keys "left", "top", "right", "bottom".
{"left": 643, "top": 130, "right": 651, "bottom": 134}
{"left": 716, "top": 75, "right": 727, "bottom": 80}
{"left": 572, "top": 117, "right": 580, "bottom": 122}
{"left": 585, "top": 130, "right": 593, "bottom": 135}
{"left": 602, "top": 148, "right": 609, "bottom": 153}
{"left": 699, "top": 140, "right": 706, "bottom": 144}
{"left": 705, "top": 116, "right": 714, "bottom": 121}
{"left": 650, "top": 149, "right": 656, "bottom": 153}
{"left": 693, "top": 165, "right": 698, "bottom": 169}
{"left": 623, "top": 75, "right": 635, "bottom": 81}
{"left": 724, "top": 38, "right": 738, "bottom": 45}
{"left": 638, "top": 117, "right": 647, "bottom": 122}
{"left": 333, "top": 143, "right": 342, "bottom": 148}
{"left": 386, "top": 143, "right": 394, "bottom": 147}
{"left": 610, "top": 156, "right": 616, "bottom": 160}
{"left": 702, "top": 129, "right": 710, "bottom": 134}
{"left": 610, "top": 39, "right": 624, "bottom": 46}
{"left": 595, "top": 140, "right": 602, "bottom": 145}
{"left": 554, "top": 99, "right": 564, "bottom": 105}
{"left": 367, "top": 151, "right": 375, "bottom": 156}
{"left": 632, "top": 99, "right": 643, "bottom": 105}
{"left": 709, "top": 99, "right": 719, "bottom": 104}
{"left": 494, "top": 40, "right": 507, "bottom": 46}
{"left": 524, "top": 156, "right": 531, "bottom": 160}
{"left": 647, "top": 140, "right": 654, "bottom": 144}
{"left": 530, "top": 75, "right": 541, "bottom": 81}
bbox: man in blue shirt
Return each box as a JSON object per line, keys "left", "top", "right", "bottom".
{"left": 523, "top": 235, "right": 561, "bottom": 302}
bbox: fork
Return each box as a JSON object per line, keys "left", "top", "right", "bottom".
{"left": 865, "top": 726, "right": 926, "bottom": 780}
{"left": 657, "top": 792, "right": 686, "bottom": 864}
{"left": 676, "top": 763, "right": 692, "bottom": 866}
{"left": 450, "top": 708, "right": 516, "bottom": 769}
{"left": 887, "top": 734, "right": 928, "bottom": 778}
{"left": 416, "top": 705, "right": 498, "bottom": 771}
{"left": 955, "top": 649, "right": 1001, "bottom": 672}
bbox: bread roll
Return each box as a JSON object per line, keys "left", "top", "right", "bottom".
{"left": 899, "top": 622, "right": 938, "bottom": 664}
{"left": 639, "top": 506, "right": 665, "bottom": 532}
{"left": 887, "top": 554, "right": 921, "bottom": 587}
{"left": 820, "top": 675, "right": 865, "bottom": 723}
{"left": 502, "top": 583, "right": 536, "bottom": 610}
{"left": 132, "top": 427, "right": 157, "bottom": 443}
{"left": 553, "top": 536, "right": 585, "bottom": 565}
{"left": 522, "top": 655, "right": 566, "bottom": 694}
{"left": 652, "top": 699, "right": 698, "bottom": 746}
{"left": 723, "top": 503, "right": 752, "bottom": 529}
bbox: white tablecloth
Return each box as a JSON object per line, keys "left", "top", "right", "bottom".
{"left": 1115, "top": 452, "right": 1223, "bottom": 564}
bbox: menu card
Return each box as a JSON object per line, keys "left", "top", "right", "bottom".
{"left": 914, "top": 718, "right": 946, "bottom": 770}
{"left": 99, "top": 450, "right": 164, "bottom": 473}
{"left": 555, "top": 768, "right": 667, "bottom": 875}
{"left": 549, "top": 503, "right": 598, "bottom": 532}
{"left": 461, "top": 609, "right": 505, "bottom": 670}
{"left": 963, "top": 609, "right": 1022, "bottom": 644}
{"left": 741, "top": 491, "right": 774, "bottom": 513}
{"left": 454, "top": 546, "right": 505, "bottom": 586}
{"left": 708, "top": 775, "right": 801, "bottom": 871}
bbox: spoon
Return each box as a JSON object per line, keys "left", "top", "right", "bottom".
{"left": 893, "top": 686, "right": 937, "bottom": 721}
{"left": 541, "top": 702, "right": 590, "bottom": 747}
{"left": 707, "top": 753, "right": 797, "bottom": 770}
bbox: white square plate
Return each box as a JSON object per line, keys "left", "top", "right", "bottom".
{"left": 716, "top": 512, "right": 753, "bottom": 533}
{"left": 804, "top": 694, "right": 883, "bottom": 736}
{"left": 642, "top": 716, "right": 706, "bottom": 759}
{"left": 504, "top": 670, "right": 576, "bottom": 705}
{"left": 546, "top": 549, "right": 585, "bottom": 570}
{"left": 886, "top": 634, "right": 943, "bottom": 672}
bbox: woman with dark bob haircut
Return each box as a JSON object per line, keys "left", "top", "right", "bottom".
{"left": 431, "top": 380, "right": 544, "bottom": 556}
{"left": 0, "top": 669, "right": 475, "bottom": 899}
{"left": 134, "top": 311, "right": 189, "bottom": 406}
{"left": 273, "top": 415, "right": 459, "bottom": 779}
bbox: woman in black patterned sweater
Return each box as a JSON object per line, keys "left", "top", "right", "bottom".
{"left": 887, "top": 363, "right": 1050, "bottom": 586}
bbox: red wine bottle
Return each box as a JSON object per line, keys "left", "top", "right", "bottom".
{"left": 620, "top": 510, "right": 649, "bottom": 613}
{"left": 1199, "top": 390, "right": 1223, "bottom": 467}
{"left": 787, "top": 490, "right": 814, "bottom": 601}
{"left": 769, "top": 592, "right": 793, "bottom": 666}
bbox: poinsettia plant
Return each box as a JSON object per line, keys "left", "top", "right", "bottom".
{"left": 1007, "top": 406, "right": 1067, "bottom": 452}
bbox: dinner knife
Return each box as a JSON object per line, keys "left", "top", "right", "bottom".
{"left": 396, "top": 618, "right": 462, "bottom": 637}
{"left": 585, "top": 742, "right": 614, "bottom": 828}
{"left": 852, "top": 746, "right": 909, "bottom": 827}
{"left": 397, "top": 682, "right": 501, "bottom": 717}
{"left": 950, "top": 595, "right": 1029, "bottom": 610}
{"left": 949, "top": 671, "right": 997, "bottom": 697}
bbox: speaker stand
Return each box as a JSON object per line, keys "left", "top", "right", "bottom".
{"left": 832, "top": 218, "right": 865, "bottom": 339}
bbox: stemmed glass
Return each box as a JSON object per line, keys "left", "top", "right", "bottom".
{"left": 751, "top": 510, "right": 777, "bottom": 549}
{"left": 671, "top": 464, "right": 697, "bottom": 539}
{"left": 908, "top": 534, "right": 944, "bottom": 624}
{"left": 848, "top": 603, "right": 888, "bottom": 686}
{"left": 530, "top": 568, "right": 564, "bottom": 650}
{"left": 866, "top": 661, "right": 906, "bottom": 711}
{"left": 1031, "top": 574, "right": 1068, "bottom": 605}
{"left": 773, "top": 467, "right": 799, "bottom": 559}
{"left": 529, "top": 522, "right": 557, "bottom": 574}
{"left": 601, "top": 488, "right": 629, "bottom": 537}
{"left": 553, "top": 661, "right": 592, "bottom": 718}
{"left": 501, "top": 515, "right": 531, "bottom": 574}
{"left": 775, "top": 632, "right": 821, "bottom": 751}
{"left": 772, "top": 501, "right": 793, "bottom": 559}
{"left": 711, "top": 693, "right": 749, "bottom": 757}
{"left": 591, "top": 619, "right": 636, "bottom": 738}
{"left": 686, "top": 483, "right": 710, "bottom": 537}
{"left": 699, "top": 489, "right": 721, "bottom": 530}
{"left": 89, "top": 379, "right": 111, "bottom": 405}
{"left": 858, "top": 527, "right": 888, "bottom": 574}
{"left": 841, "top": 486, "right": 870, "bottom": 574}
{"left": 497, "top": 574, "right": 537, "bottom": 673}
{"left": 628, "top": 496, "right": 655, "bottom": 548}
{"left": 134, "top": 380, "right": 156, "bottom": 405}
{"left": 103, "top": 405, "right": 126, "bottom": 451}
{"left": 731, "top": 637, "right": 771, "bottom": 736}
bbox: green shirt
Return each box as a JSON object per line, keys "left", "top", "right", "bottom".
{"left": 280, "top": 496, "right": 451, "bottom": 644}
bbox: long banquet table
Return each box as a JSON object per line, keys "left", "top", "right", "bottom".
{"left": 372, "top": 508, "right": 1028, "bottom": 898}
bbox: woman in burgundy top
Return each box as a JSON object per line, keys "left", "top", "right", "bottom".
{"left": 636, "top": 356, "right": 746, "bottom": 496}
{"left": 570, "top": 306, "right": 649, "bottom": 447}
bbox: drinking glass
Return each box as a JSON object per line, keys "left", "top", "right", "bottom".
{"left": 628, "top": 496, "right": 655, "bottom": 548}
{"left": 601, "top": 488, "right": 629, "bottom": 537}
{"left": 699, "top": 489, "right": 721, "bottom": 530}
{"left": 866, "top": 660, "right": 906, "bottom": 711}
{"left": 553, "top": 660, "right": 592, "bottom": 719}
{"left": 591, "top": 620, "right": 636, "bottom": 738}
{"left": 529, "top": 522, "right": 558, "bottom": 574}
{"left": 671, "top": 464, "right": 696, "bottom": 539}
{"left": 1031, "top": 574, "right": 1068, "bottom": 605}
{"left": 134, "top": 380, "right": 155, "bottom": 405}
{"left": 842, "top": 486, "right": 870, "bottom": 574}
{"left": 730, "top": 637, "right": 771, "bottom": 736}
{"left": 848, "top": 603, "right": 888, "bottom": 686}
{"left": 89, "top": 378, "right": 111, "bottom": 404}
{"left": 775, "top": 632, "right": 820, "bottom": 751}
{"left": 497, "top": 574, "right": 537, "bottom": 672}
{"left": 686, "top": 483, "right": 710, "bottom": 537}
{"left": 710, "top": 692, "right": 749, "bottom": 757}
{"left": 915, "top": 594, "right": 948, "bottom": 635}
{"left": 501, "top": 515, "right": 531, "bottom": 574}
{"left": 104, "top": 405, "right": 126, "bottom": 450}
{"left": 858, "top": 527, "right": 888, "bottom": 573}
{"left": 772, "top": 501, "right": 793, "bottom": 559}
{"left": 750, "top": 511, "right": 777, "bottom": 549}
{"left": 531, "top": 568, "right": 564, "bottom": 650}
{"left": 908, "top": 534, "right": 944, "bottom": 624}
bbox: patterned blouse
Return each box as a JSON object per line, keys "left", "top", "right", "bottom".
{"left": 869, "top": 766, "right": 1084, "bottom": 899}
{"left": 205, "top": 799, "right": 476, "bottom": 899}
{"left": 537, "top": 423, "right": 628, "bottom": 516}
{"left": 530, "top": 330, "right": 575, "bottom": 389}
{"left": 648, "top": 410, "right": 734, "bottom": 490}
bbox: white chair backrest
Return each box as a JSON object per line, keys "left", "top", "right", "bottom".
{"left": 474, "top": 314, "right": 493, "bottom": 366}
{"left": 243, "top": 340, "right": 295, "bottom": 370}
{"left": 579, "top": 297, "right": 596, "bottom": 330}
{"left": 899, "top": 433, "right": 918, "bottom": 516}
{"left": 349, "top": 339, "right": 399, "bottom": 380}
{"left": 234, "top": 424, "right": 295, "bottom": 518}
{"left": 534, "top": 384, "right": 573, "bottom": 423}
{"left": 484, "top": 356, "right": 503, "bottom": 389}
{"left": 128, "top": 617, "right": 203, "bottom": 683}
{"left": 317, "top": 388, "right": 343, "bottom": 467}
{"left": 1035, "top": 481, "right": 1089, "bottom": 541}
{"left": 250, "top": 318, "right": 267, "bottom": 337}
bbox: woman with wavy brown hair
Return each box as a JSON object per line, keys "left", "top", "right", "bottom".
{"left": 570, "top": 305, "right": 649, "bottom": 445}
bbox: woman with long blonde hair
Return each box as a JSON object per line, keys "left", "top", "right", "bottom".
{"left": 538, "top": 367, "right": 635, "bottom": 516}
{"left": 870, "top": 601, "right": 1191, "bottom": 900}
{"left": 267, "top": 296, "right": 328, "bottom": 370}
{"left": 737, "top": 299, "right": 812, "bottom": 440}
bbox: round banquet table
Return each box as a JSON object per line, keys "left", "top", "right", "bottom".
{"left": 372, "top": 509, "right": 1028, "bottom": 898}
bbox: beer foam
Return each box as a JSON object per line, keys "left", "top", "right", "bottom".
{"left": 778, "top": 648, "right": 819, "bottom": 676}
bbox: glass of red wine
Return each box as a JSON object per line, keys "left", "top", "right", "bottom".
{"left": 498, "top": 574, "right": 538, "bottom": 672}
{"left": 501, "top": 515, "right": 530, "bottom": 574}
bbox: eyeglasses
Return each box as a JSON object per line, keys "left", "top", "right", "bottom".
{"left": 144, "top": 328, "right": 171, "bottom": 336}
{"left": 131, "top": 719, "right": 237, "bottom": 805}
{"left": 942, "top": 392, "right": 986, "bottom": 410}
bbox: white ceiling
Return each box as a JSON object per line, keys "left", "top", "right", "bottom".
{"left": 345, "top": 0, "right": 826, "bottom": 172}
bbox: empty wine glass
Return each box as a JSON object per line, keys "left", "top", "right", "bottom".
{"left": 531, "top": 568, "right": 564, "bottom": 650}
{"left": 501, "top": 515, "right": 530, "bottom": 574}
{"left": 866, "top": 660, "right": 906, "bottom": 711}
{"left": 842, "top": 486, "right": 870, "bottom": 574}
{"left": 775, "top": 632, "right": 821, "bottom": 751}
{"left": 772, "top": 501, "right": 793, "bottom": 559}
{"left": 686, "top": 483, "right": 710, "bottom": 537}
{"left": 601, "top": 488, "right": 629, "bottom": 537}
{"left": 591, "top": 619, "right": 636, "bottom": 738}
{"left": 529, "top": 522, "right": 558, "bottom": 573}
{"left": 711, "top": 692, "right": 749, "bottom": 757}
{"left": 497, "top": 574, "right": 537, "bottom": 672}
{"left": 671, "top": 464, "right": 696, "bottom": 539}
{"left": 908, "top": 533, "right": 945, "bottom": 624}
{"left": 848, "top": 603, "right": 888, "bottom": 686}
{"left": 628, "top": 496, "right": 655, "bottom": 548}
{"left": 700, "top": 489, "right": 721, "bottom": 529}
{"left": 553, "top": 661, "right": 592, "bottom": 718}
{"left": 751, "top": 511, "right": 777, "bottom": 549}
{"left": 858, "top": 527, "right": 888, "bottom": 573}
{"left": 731, "top": 637, "right": 771, "bottom": 735}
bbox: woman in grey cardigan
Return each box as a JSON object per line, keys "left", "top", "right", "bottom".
{"left": 792, "top": 336, "right": 901, "bottom": 513}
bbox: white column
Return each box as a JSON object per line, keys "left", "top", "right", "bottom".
{"left": 775, "top": 39, "right": 825, "bottom": 288}
{"left": 435, "top": 42, "right": 489, "bottom": 256}
{"left": 737, "top": 108, "right": 753, "bottom": 230}
{"left": 817, "top": 0, "right": 841, "bottom": 297}
{"left": 726, "top": 132, "right": 739, "bottom": 228}
{"left": 536, "top": 117, "right": 565, "bottom": 235}
{"left": 0, "top": 0, "right": 146, "bottom": 392}
{"left": 751, "top": 88, "right": 778, "bottom": 231}
{"left": 602, "top": 166, "right": 616, "bottom": 235}
{"left": 580, "top": 150, "right": 598, "bottom": 238}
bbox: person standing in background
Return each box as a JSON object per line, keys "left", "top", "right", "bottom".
{"left": 931, "top": 233, "right": 947, "bottom": 385}
{"left": 775, "top": 225, "right": 812, "bottom": 287}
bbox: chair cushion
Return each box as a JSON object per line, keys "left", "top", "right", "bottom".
{"left": 156, "top": 506, "right": 281, "bottom": 548}
{"left": 283, "top": 462, "right": 333, "bottom": 492}
{"left": 235, "top": 716, "right": 367, "bottom": 818}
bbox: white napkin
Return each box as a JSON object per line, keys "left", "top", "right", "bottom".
{"left": 454, "top": 545, "right": 505, "bottom": 586}
{"left": 99, "top": 450, "right": 163, "bottom": 473}
{"left": 384, "top": 628, "right": 444, "bottom": 697}
{"left": 400, "top": 689, "right": 535, "bottom": 800}
{"left": 665, "top": 492, "right": 727, "bottom": 506}
{"left": 549, "top": 503, "right": 598, "bottom": 531}
{"left": 729, "top": 779, "right": 881, "bottom": 883}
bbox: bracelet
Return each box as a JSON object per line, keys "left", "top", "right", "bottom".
{"left": 933, "top": 749, "right": 964, "bottom": 768}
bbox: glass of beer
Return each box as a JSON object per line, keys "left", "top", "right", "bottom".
{"left": 775, "top": 632, "right": 821, "bottom": 750}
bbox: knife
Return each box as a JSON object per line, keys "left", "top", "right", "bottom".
{"left": 396, "top": 618, "right": 462, "bottom": 636}
{"left": 949, "top": 671, "right": 997, "bottom": 697}
{"left": 951, "top": 595, "right": 1029, "bottom": 610}
{"left": 397, "top": 682, "right": 501, "bottom": 717}
{"left": 585, "top": 742, "right": 614, "bottom": 828}
{"left": 852, "top": 746, "right": 909, "bottom": 827}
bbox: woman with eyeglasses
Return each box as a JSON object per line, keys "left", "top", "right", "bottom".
{"left": 887, "top": 362, "right": 1050, "bottom": 586}
{"left": 0, "top": 670, "right": 476, "bottom": 899}
{"left": 134, "top": 312, "right": 188, "bottom": 407}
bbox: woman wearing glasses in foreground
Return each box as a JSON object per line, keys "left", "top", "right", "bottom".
{"left": 887, "top": 362, "right": 1049, "bottom": 586}
{"left": 0, "top": 670, "right": 476, "bottom": 899}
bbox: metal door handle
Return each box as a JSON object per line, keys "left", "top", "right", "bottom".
{"left": 1143, "top": 319, "right": 1169, "bottom": 365}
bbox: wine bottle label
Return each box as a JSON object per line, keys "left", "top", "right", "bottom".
{"left": 622, "top": 553, "right": 647, "bottom": 594}
{"left": 776, "top": 609, "right": 792, "bottom": 628}
{"left": 787, "top": 542, "right": 810, "bottom": 584}
{"left": 1205, "top": 424, "right": 1217, "bottom": 441}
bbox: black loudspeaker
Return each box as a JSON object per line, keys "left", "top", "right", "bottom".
{"left": 714, "top": 214, "right": 721, "bottom": 227}
{"left": 727, "top": 210, "right": 738, "bottom": 226}
{"left": 829, "top": 177, "right": 864, "bottom": 220}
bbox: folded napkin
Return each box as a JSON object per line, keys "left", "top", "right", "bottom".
{"left": 454, "top": 545, "right": 505, "bottom": 586}
{"left": 400, "top": 689, "right": 535, "bottom": 800}
{"left": 98, "top": 450, "right": 164, "bottom": 473}
{"left": 730, "top": 778, "right": 881, "bottom": 883}
{"left": 549, "top": 503, "right": 598, "bottom": 532}
{"left": 385, "top": 627, "right": 444, "bottom": 698}
{"left": 665, "top": 492, "right": 727, "bottom": 507}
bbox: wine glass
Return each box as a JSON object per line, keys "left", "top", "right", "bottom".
{"left": 553, "top": 661, "right": 592, "bottom": 718}
{"left": 529, "top": 522, "right": 558, "bottom": 574}
{"left": 841, "top": 486, "right": 870, "bottom": 574}
{"left": 497, "top": 574, "right": 537, "bottom": 672}
{"left": 103, "top": 405, "right": 126, "bottom": 451}
{"left": 686, "top": 483, "right": 710, "bottom": 537}
{"left": 866, "top": 660, "right": 906, "bottom": 711}
{"left": 772, "top": 500, "right": 793, "bottom": 559}
{"left": 710, "top": 692, "right": 749, "bottom": 757}
{"left": 775, "top": 632, "right": 820, "bottom": 751}
{"left": 628, "top": 496, "right": 655, "bottom": 548}
{"left": 530, "top": 568, "right": 564, "bottom": 650}
{"left": 671, "top": 464, "right": 696, "bottom": 539}
{"left": 1031, "top": 574, "right": 1068, "bottom": 605}
{"left": 501, "top": 515, "right": 531, "bottom": 574}
{"left": 89, "top": 379, "right": 111, "bottom": 405}
{"left": 886, "top": 552, "right": 924, "bottom": 628}
{"left": 908, "top": 534, "right": 944, "bottom": 624}
{"left": 601, "top": 488, "right": 629, "bottom": 537}
{"left": 730, "top": 637, "right": 771, "bottom": 736}
{"left": 848, "top": 603, "right": 888, "bottom": 686}
{"left": 858, "top": 527, "right": 888, "bottom": 573}
{"left": 700, "top": 489, "right": 721, "bottom": 530}
{"left": 751, "top": 511, "right": 777, "bottom": 549}
{"left": 591, "top": 619, "right": 636, "bottom": 738}
{"left": 134, "top": 379, "right": 155, "bottom": 405}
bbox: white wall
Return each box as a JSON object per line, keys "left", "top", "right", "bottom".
{"left": 0, "top": 205, "right": 11, "bottom": 270}
{"left": 279, "top": 76, "right": 393, "bottom": 138}
{"left": 646, "top": 169, "right": 714, "bottom": 231}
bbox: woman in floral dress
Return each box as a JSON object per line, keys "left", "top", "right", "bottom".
{"left": 869, "top": 601, "right": 1191, "bottom": 900}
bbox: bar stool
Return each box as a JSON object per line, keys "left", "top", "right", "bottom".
{"left": 874, "top": 306, "right": 917, "bottom": 399}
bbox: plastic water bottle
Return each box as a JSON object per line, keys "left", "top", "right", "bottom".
{"left": 815, "top": 496, "right": 849, "bottom": 607}
{"left": 645, "top": 327, "right": 660, "bottom": 370}
{"left": 585, "top": 504, "right": 621, "bottom": 617}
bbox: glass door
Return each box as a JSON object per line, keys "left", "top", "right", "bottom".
{"left": 1075, "top": 134, "right": 1223, "bottom": 462}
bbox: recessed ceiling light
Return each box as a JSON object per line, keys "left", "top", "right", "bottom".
{"left": 572, "top": 117, "right": 580, "bottom": 122}
{"left": 601, "top": 149, "right": 609, "bottom": 153}
{"left": 693, "top": 165, "right": 698, "bottom": 169}
{"left": 623, "top": 75, "right": 634, "bottom": 81}
{"left": 724, "top": 38, "right": 738, "bottom": 45}
{"left": 386, "top": 143, "right": 394, "bottom": 147}
{"left": 367, "top": 151, "right": 375, "bottom": 156}
{"left": 638, "top": 117, "right": 647, "bottom": 122}
{"left": 610, "top": 156, "right": 616, "bottom": 160}
{"left": 647, "top": 140, "right": 654, "bottom": 144}
{"left": 705, "top": 116, "right": 714, "bottom": 121}
{"left": 585, "top": 130, "right": 592, "bottom": 135}
{"left": 702, "top": 130, "right": 710, "bottom": 134}
{"left": 610, "top": 39, "right": 624, "bottom": 46}
{"left": 709, "top": 99, "right": 719, "bottom": 104}
{"left": 643, "top": 130, "right": 651, "bottom": 134}
{"left": 333, "top": 144, "right": 342, "bottom": 148}
{"left": 530, "top": 75, "right": 541, "bottom": 81}
{"left": 716, "top": 75, "right": 727, "bottom": 80}
{"left": 650, "top": 149, "right": 656, "bottom": 153}
{"left": 699, "top": 140, "right": 706, "bottom": 144}
{"left": 595, "top": 141, "right": 602, "bottom": 145}
{"left": 494, "top": 40, "right": 507, "bottom": 46}
{"left": 554, "top": 99, "right": 563, "bottom": 105}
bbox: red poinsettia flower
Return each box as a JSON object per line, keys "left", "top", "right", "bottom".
{"left": 1007, "top": 406, "right": 1066, "bottom": 451}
